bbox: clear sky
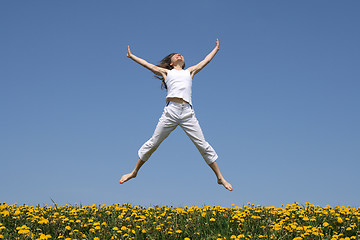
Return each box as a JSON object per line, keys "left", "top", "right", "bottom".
{"left": 1, "top": 0, "right": 359, "bottom": 208}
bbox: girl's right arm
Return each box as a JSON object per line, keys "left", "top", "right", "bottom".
{"left": 127, "top": 46, "right": 168, "bottom": 78}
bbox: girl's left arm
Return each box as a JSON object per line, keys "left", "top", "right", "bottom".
{"left": 187, "top": 39, "right": 220, "bottom": 78}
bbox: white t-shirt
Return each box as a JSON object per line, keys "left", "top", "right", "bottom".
{"left": 165, "top": 69, "right": 192, "bottom": 105}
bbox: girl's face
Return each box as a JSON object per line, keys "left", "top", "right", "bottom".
{"left": 170, "top": 53, "right": 185, "bottom": 67}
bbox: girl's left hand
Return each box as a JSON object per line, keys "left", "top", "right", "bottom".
{"left": 216, "top": 38, "right": 220, "bottom": 49}
{"left": 127, "top": 45, "right": 132, "bottom": 58}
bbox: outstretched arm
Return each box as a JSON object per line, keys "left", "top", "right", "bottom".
{"left": 187, "top": 39, "right": 220, "bottom": 78}
{"left": 127, "top": 45, "right": 168, "bottom": 78}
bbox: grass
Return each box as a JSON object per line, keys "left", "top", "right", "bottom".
{"left": 0, "top": 202, "right": 359, "bottom": 239}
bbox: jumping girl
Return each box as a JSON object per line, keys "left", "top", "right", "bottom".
{"left": 120, "top": 39, "right": 233, "bottom": 191}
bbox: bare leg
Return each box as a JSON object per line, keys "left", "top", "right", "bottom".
{"left": 208, "top": 161, "right": 233, "bottom": 191}
{"left": 119, "top": 158, "right": 145, "bottom": 184}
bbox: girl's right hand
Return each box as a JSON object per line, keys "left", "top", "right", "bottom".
{"left": 127, "top": 45, "right": 132, "bottom": 58}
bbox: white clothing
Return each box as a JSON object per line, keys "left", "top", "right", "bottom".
{"left": 165, "top": 69, "right": 192, "bottom": 105}
{"left": 138, "top": 102, "right": 218, "bottom": 164}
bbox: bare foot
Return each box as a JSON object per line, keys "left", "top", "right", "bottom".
{"left": 119, "top": 172, "right": 137, "bottom": 184}
{"left": 218, "top": 178, "right": 233, "bottom": 191}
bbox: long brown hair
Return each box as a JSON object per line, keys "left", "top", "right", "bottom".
{"left": 155, "top": 53, "right": 186, "bottom": 90}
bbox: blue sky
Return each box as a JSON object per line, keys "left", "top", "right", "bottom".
{"left": 1, "top": 0, "right": 359, "bottom": 208}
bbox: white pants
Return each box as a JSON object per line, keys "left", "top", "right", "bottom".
{"left": 138, "top": 102, "right": 218, "bottom": 164}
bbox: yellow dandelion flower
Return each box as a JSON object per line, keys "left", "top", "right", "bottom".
{"left": 274, "top": 224, "right": 282, "bottom": 231}
{"left": 39, "top": 233, "right": 46, "bottom": 239}
{"left": 1, "top": 210, "right": 9, "bottom": 217}
{"left": 176, "top": 230, "right": 182, "bottom": 233}
{"left": 38, "top": 218, "right": 49, "bottom": 224}
{"left": 210, "top": 218, "right": 216, "bottom": 221}
{"left": 323, "top": 222, "right": 329, "bottom": 227}
{"left": 18, "top": 229, "right": 30, "bottom": 234}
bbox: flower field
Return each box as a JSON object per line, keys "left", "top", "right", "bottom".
{"left": 0, "top": 202, "right": 359, "bottom": 240}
